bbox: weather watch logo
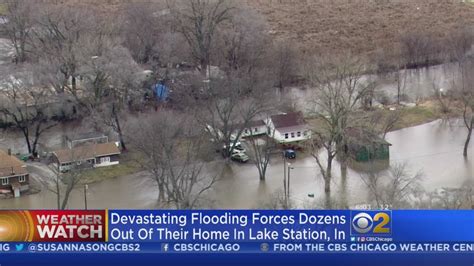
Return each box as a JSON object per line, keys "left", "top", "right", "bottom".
{"left": 0, "top": 210, "right": 106, "bottom": 242}
{"left": 351, "top": 211, "right": 392, "bottom": 236}
{"left": 0, "top": 211, "right": 35, "bottom": 242}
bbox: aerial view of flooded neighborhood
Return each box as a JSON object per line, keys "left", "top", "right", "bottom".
{"left": 0, "top": 0, "right": 472, "bottom": 211}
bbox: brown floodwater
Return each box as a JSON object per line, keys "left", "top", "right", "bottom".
{"left": 0, "top": 119, "right": 471, "bottom": 210}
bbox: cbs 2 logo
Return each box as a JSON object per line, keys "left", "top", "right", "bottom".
{"left": 351, "top": 211, "right": 391, "bottom": 235}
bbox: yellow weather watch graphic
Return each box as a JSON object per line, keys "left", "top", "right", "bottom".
{"left": 0, "top": 211, "right": 35, "bottom": 241}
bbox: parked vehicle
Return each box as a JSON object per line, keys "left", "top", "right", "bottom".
{"left": 284, "top": 149, "right": 296, "bottom": 159}
{"left": 231, "top": 152, "right": 249, "bottom": 163}
{"left": 223, "top": 142, "right": 246, "bottom": 153}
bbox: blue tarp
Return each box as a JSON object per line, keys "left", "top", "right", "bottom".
{"left": 153, "top": 83, "right": 169, "bottom": 101}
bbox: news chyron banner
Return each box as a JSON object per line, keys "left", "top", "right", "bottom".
{"left": 0, "top": 210, "right": 472, "bottom": 256}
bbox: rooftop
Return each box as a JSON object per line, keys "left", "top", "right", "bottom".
{"left": 0, "top": 150, "right": 27, "bottom": 177}
{"left": 270, "top": 112, "right": 307, "bottom": 129}
{"left": 53, "top": 143, "right": 120, "bottom": 164}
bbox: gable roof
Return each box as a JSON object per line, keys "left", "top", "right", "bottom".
{"left": 53, "top": 143, "right": 121, "bottom": 164}
{"left": 270, "top": 112, "right": 307, "bottom": 129}
{"left": 0, "top": 150, "right": 27, "bottom": 178}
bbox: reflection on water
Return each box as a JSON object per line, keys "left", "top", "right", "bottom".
{"left": 0, "top": 119, "right": 472, "bottom": 210}
{"left": 289, "top": 63, "right": 461, "bottom": 115}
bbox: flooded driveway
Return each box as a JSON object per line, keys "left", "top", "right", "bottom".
{"left": 0, "top": 119, "right": 472, "bottom": 210}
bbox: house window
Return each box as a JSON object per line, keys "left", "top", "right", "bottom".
{"left": 100, "top": 157, "right": 110, "bottom": 164}
{"left": 291, "top": 132, "right": 295, "bottom": 138}
{"left": 284, "top": 133, "right": 289, "bottom": 139}
{"left": 1, "top": 178, "right": 8, "bottom": 186}
{"left": 245, "top": 129, "right": 249, "bottom": 134}
{"left": 297, "top": 131, "right": 301, "bottom": 137}
{"left": 254, "top": 128, "right": 258, "bottom": 132}
{"left": 19, "top": 175, "right": 26, "bottom": 183}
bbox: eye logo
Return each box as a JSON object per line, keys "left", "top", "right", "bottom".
{"left": 351, "top": 211, "right": 391, "bottom": 235}
{"left": 352, "top": 213, "right": 373, "bottom": 234}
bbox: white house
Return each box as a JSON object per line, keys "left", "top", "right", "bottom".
{"left": 206, "top": 119, "right": 268, "bottom": 141}
{"left": 266, "top": 112, "right": 311, "bottom": 143}
{"left": 240, "top": 120, "right": 267, "bottom": 137}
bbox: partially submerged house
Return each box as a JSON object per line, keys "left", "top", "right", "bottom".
{"left": 266, "top": 112, "right": 311, "bottom": 144}
{"left": 0, "top": 149, "right": 29, "bottom": 198}
{"left": 344, "top": 128, "right": 391, "bottom": 162}
{"left": 52, "top": 142, "right": 121, "bottom": 172}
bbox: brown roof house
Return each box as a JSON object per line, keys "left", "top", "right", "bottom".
{"left": 52, "top": 143, "right": 121, "bottom": 172}
{"left": 0, "top": 150, "right": 29, "bottom": 197}
{"left": 265, "top": 112, "right": 311, "bottom": 144}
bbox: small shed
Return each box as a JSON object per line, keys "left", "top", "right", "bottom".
{"left": 344, "top": 128, "right": 391, "bottom": 162}
{"left": 65, "top": 132, "right": 108, "bottom": 148}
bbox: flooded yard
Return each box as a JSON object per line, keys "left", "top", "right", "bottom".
{"left": 0, "top": 119, "right": 471, "bottom": 210}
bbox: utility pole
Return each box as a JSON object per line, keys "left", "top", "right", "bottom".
{"left": 287, "top": 163, "right": 293, "bottom": 206}
{"left": 84, "top": 184, "right": 88, "bottom": 210}
{"left": 56, "top": 173, "right": 61, "bottom": 210}
{"left": 283, "top": 152, "right": 287, "bottom": 207}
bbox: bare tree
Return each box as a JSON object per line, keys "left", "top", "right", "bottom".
{"left": 121, "top": 2, "right": 163, "bottom": 64}
{"left": 427, "top": 187, "right": 473, "bottom": 209}
{"left": 395, "top": 65, "right": 408, "bottom": 105}
{"left": 247, "top": 133, "right": 276, "bottom": 181}
{"left": 45, "top": 166, "right": 83, "bottom": 210}
{"left": 0, "top": 77, "right": 57, "bottom": 156}
{"left": 128, "top": 111, "right": 218, "bottom": 209}
{"left": 360, "top": 163, "right": 422, "bottom": 209}
{"left": 1, "top": 0, "right": 34, "bottom": 63}
{"left": 400, "top": 32, "right": 439, "bottom": 68}
{"left": 214, "top": 7, "right": 270, "bottom": 75}
{"left": 307, "top": 55, "right": 374, "bottom": 197}
{"left": 367, "top": 109, "right": 403, "bottom": 139}
{"left": 79, "top": 44, "right": 144, "bottom": 150}
{"left": 457, "top": 59, "right": 473, "bottom": 158}
{"left": 431, "top": 79, "right": 452, "bottom": 115}
{"left": 30, "top": 5, "right": 99, "bottom": 94}
{"left": 196, "top": 72, "right": 273, "bottom": 158}
{"left": 42, "top": 146, "right": 86, "bottom": 209}
{"left": 170, "top": 0, "right": 233, "bottom": 75}
{"left": 448, "top": 30, "right": 474, "bottom": 157}
{"left": 271, "top": 39, "right": 299, "bottom": 90}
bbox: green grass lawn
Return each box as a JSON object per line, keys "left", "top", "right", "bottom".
{"left": 79, "top": 154, "right": 142, "bottom": 184}
{"left": 0, "top": 4, "right": 6, "bottom": 16}
{"left": 307, "top": 102, "right": 442, "bottom": 134}
{"left": 391, "top": 106, "right": 439, "bottom": 130}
